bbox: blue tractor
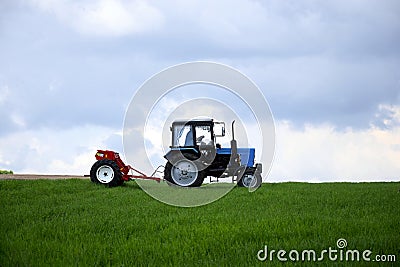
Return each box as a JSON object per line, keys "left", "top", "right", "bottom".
{"left": 164, "top": 119, "right": 262, "bottom": 188}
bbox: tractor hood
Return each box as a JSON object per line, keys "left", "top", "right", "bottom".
{"left": 217, "top": 148, "right": 255, "bottom": 167}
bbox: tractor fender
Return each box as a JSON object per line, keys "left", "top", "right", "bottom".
{"left": 164, "top": 148, "right": 200, "bottom": 162}
{"left": 255, "top": 163, "right": 262, "bottom": 174}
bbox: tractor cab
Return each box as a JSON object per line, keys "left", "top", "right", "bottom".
{"left": 164, "top": 119, "right": 225, "bottom": 172}
{"left": 170, "top": 119, "right": 225, "bottom": 149}
{"left": 165, "top": 119, "right": 226, "bottom": 166}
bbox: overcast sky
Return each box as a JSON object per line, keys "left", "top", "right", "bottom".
{"left": 0, "top": 0, "right": 399, "bottom": 182}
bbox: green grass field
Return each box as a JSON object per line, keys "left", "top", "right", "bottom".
{"left": 0, "top": 180, "right": 399, "bottom": 266}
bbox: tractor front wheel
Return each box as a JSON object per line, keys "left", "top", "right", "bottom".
{"left": 238, "top": 170, "right": 262, "bottom": 189}
{"left": 90, "top": 159, "right": 123, "bottom": 187}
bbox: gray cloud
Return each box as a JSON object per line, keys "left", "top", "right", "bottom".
{"left": 0, "top": 0, "right": 399, "bottom": 133}
{"left": 2, "top": 1, "right": 398, "bottom": 134}
{"left": 247, "top": 56, "right": 400, "bottom": 128}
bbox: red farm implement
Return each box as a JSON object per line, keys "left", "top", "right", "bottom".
{"left": 89, "top": 150, "right": 162, "bottom": 187}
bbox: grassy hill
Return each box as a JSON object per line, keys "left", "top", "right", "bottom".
{"left": 0, "top": 180, "right": 399, "bottom": 266}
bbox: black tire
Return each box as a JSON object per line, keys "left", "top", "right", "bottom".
{"left": 164, "top": 153, "right": 205, "bottom": 187}
{"left": 90, "top": 159, "right": 123, "bottom": 187}
{"left": 237, "top": 170, "right": 262, "bottom": 189}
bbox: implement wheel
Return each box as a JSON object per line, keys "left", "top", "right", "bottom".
{"left": 90, "top": 159, "right": 123, "bottom": 187}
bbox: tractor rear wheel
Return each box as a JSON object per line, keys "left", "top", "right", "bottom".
{"left": 164, "top": 154, "right": 205, "bottom": 187}
{"left": 238, "top": 170, "right": 262, "bottom": 189}
{"left": 90, "top": 159, "right": 123, "bottom": 187}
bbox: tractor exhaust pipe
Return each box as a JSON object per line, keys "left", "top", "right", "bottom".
{"left": 230, "top": 120, "right": 238, "bottom": 167}
{"left": 231, "top": 120, "right": 235, "bottom": 140}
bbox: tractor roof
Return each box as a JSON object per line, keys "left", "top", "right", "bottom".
{"left": 172, "top": 118, "right": 214, "bottom": 125}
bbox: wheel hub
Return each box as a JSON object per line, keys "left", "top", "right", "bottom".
{"left": 96, "top": 165, "right": 114, "bottom": 184}
{"left": 171, "top": 160, "right": 198, "bottom": 186}
{"left": 242, "top": 174, "right": 256, "bottom": 188}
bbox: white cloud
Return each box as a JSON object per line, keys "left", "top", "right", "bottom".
{"left": 0, "top": 125, "right": 119, "bottom": 174}
{"left": 372, "top": 104, "right": 400, "bottom": 129}
{"left": 28, "top": 0, "right": 164, "bottom": 36}
{"left": 10, "top": 113, "right": 26, "bottom": 128}
{"left": 269, "top": 120, "right": 400, "bottom": 182}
